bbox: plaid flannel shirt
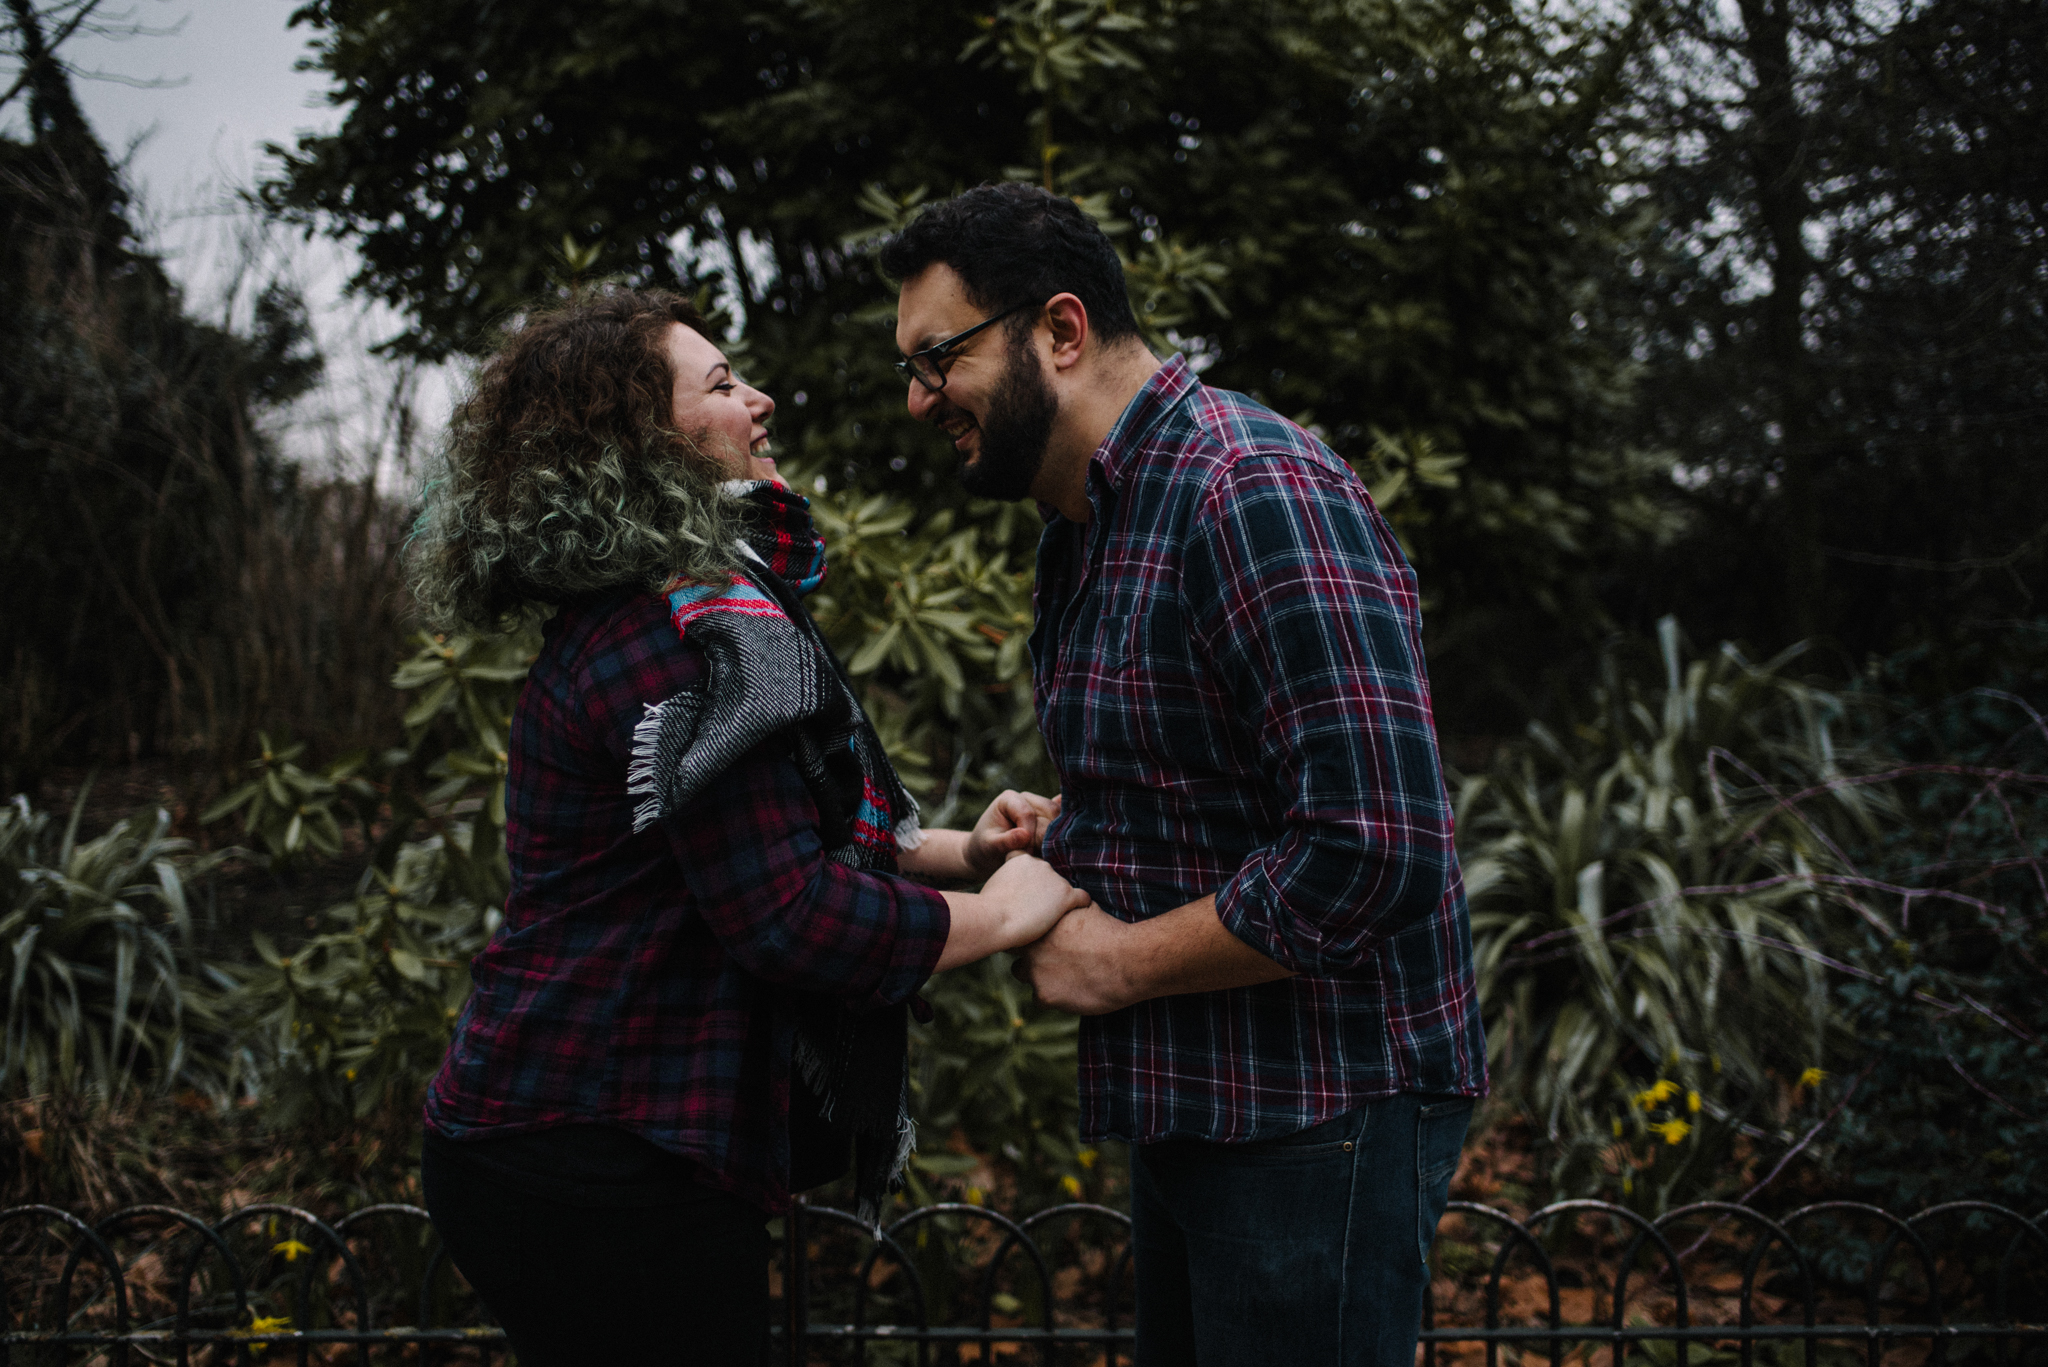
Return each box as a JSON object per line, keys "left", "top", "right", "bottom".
{"left": 1031, "top": 355, "right": 1487, "bottom": 1145}
{"left": 424, "top": 588, "right": 950, "bottom": 1212}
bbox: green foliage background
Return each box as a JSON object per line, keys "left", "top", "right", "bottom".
{"left": 267, "top": 0, "right": 1679, "bottom": 726}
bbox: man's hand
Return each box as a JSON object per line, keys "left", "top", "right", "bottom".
{"left": 962, "top": 790, "right": 1061, "bottom": 877}
{"left": 1012, "top": 904, "right": 1137, "bottom": 1015}
{"left": 934, "top": 854, "right": 1093, "bottom": 973}
{"left": 1014, "top": 894, "right": 1296, "bottom": 1015}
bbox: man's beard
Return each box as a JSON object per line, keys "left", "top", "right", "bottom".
{"left": 955, "top": 331, "right": 1058, "bottom": 501}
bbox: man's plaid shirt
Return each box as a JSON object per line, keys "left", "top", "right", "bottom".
{"left": 1032, "top": 355, "right": 1487, "bottom": 1144}
{"left": 424, "top": 588, "right": 950, "bottom": 1211}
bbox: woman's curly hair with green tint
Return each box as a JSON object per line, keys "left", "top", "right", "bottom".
{"left": 410, "top": 287, "right": 745, "bottom": 631}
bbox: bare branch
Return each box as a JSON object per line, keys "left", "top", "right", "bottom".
{"left": 0, "top": 0, "right": 188, "bottom": 114}
{"left": 1822, "top": 519, "right": 2048, "bottom": 573}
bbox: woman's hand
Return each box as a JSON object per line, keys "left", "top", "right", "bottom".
{"left": 896, "top": 790, "right": 1061, "bottom": 884}
{"left": 933, "top": 853, "right": 1092, "bottom": 972}
{"left": 963, "top": 790, "right": 1061, "bottom": 877}
{"left": 981, "top": 851, "right": 1090, "bottom": 944}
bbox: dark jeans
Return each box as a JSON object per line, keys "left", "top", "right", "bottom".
{"left": 420, "top": 1126, "right": 772, "bottom": 1366}
{"left": 1130, "top": 1092, "right": 1474, "bottom": 1366}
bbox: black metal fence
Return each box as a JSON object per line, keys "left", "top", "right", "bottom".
{"left": 4, "top": 1196, "right": 2045, "bottom": 1364}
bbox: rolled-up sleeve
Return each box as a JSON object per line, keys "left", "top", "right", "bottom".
{"left": 1187, "top": 458, "right": 1458, "bottom": 975}
{"left": 660, "top": 742, "right": 950, "bottom": 1012}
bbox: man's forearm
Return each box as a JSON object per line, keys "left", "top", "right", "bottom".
{"left": 1122, "top": 895, "right": 1294, "bottom": 998}
{"left": 1018, "top": 893, "right": 1293, "bottom": 1015}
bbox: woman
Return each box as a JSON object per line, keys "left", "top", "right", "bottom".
{"left": 408, "top": 287, "right": 1085, "bottom": 1365}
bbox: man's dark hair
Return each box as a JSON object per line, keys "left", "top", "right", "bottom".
{"left": 878, "top": 183, "right": 1142, "bottom": 346}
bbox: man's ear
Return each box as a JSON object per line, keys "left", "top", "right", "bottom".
{"left": 1043, "top": 293, "right": 1090, "bottom": 373}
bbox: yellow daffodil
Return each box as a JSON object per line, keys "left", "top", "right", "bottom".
{"left": 1633, "top": 1079, "right": 1680, "bottom": 1110}
{"left": 1612, "top": 1117, "right": 1624, "bottom": 1137}
{"left": 1647, "top": 1118, "right": 1692, "bottom": 1145}
{"left": 1798, "top": 1067, "right": 1826, "bottom": 1089}
{"left": 964, "top": 1186, "right": 985, "bottom": 1206}
{"left": 1061, "top": 1174, "right": 1083, "bottom": 1198}
{"left": 240, "top": 1313, "right": 292, "bottom": 1350}
{"left": 272, "top": 1239, "right": 313, "bottom": 1262}
{"left": 1076, "top": 1148, "right": 1098, "bottom": 1170}
{"left": 1687, "top": 1090, "right": 1701, "bottom": 1114}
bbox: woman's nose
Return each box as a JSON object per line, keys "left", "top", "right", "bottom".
{"left": 745, "top": 383, "right": 775, "bottom": 421}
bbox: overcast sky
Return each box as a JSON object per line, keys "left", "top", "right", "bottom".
{"left": 59, "top": 1, "right": 326, "bottom": 215}
{"left": 13, "top": 0, "right": 454, "bottom": 473}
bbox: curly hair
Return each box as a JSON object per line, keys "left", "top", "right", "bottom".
{"left": 409, "top": 288, "right": 747, "bottom": 631}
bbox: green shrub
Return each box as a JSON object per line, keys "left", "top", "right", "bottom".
{"left": 0, "top": 790, "right": 238, "bottom": 1100}
{"left": 907, "top": 953, "right": 1087, "bottom": 1206}
{"left": 1828, "top": 655, "right": 2048, "bottom": 1213}
{"left": 803, "top": 475, "right": 1058, "bottom": 815}
{"left": 200, "top": 733, "right": 380, "bottom": 869}
{"left": 209, "top": 626, "right": 533, "bottom": 1120}
{"left": 227, "top": 836, "right": 494, "bottom": 1125}
{"left": 1459, "top": 619, "right": 1884, "bottom": 1211}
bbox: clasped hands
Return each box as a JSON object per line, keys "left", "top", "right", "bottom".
{"left": 937, "top": 790, "right": 1293, "bottom": 1012}
{"left": 955, "top": 790, "right": 1141, "bottom": 1017}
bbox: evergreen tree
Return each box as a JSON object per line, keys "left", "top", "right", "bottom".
{"left": 1615, "top": 0, "right": 2048, "bottom": 666}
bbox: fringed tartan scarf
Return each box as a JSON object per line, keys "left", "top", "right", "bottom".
{"left": 626, "top": 480, "right": 924, "bottom": 1223}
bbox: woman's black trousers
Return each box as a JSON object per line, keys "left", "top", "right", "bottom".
{"left": 421, "top": 1125, "right": 772, "bottom": 1365}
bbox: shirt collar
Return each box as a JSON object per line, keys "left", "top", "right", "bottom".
{"left": 1092, "top": 353, "right": 1198, "bottom": 493}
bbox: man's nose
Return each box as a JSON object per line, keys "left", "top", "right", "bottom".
{"left": 905, "top": 378, "right": 939, "bottom": 421}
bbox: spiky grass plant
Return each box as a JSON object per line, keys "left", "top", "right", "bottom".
{"left": 1460, "top": 619, "right": 1887, "bottom": 1211}
{"left": 0, "top": 790, "right": 239, "bottom": 1100}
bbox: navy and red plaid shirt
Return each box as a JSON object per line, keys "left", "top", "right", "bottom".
{"left": 1031, "top": 355, "right": 1487, "bottom": 1144}
{"left": 423, "top": 587, "right": 950, "bottom": 1212}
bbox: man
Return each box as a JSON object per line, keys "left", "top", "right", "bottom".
{"left": 881, "top": 183, "right": 1486, "bottom": 1366}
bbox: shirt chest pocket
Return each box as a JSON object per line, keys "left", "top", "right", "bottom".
{"left": 1100, "top": 614, "right": 1142, "bottom": 672}
{"left": 1081, "top": 607, "right": 1203, "bottom": 764}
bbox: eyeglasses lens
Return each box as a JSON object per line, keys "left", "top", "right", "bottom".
{"left": 898, "top": 354, "right": 945, "bottom": 392}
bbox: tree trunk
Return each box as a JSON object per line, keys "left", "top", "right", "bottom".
{"left": 1735, "top": 0, "right": 1825, "bottom": 638}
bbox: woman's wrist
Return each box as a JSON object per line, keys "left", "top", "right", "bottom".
{"left": 899, "top": 828, "right": 978, "bottom": 883}
{"left": 933, "top": 889, "right": 1012, "bottom": 971}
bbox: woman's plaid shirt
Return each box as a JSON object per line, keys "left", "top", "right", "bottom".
{"left": 1031, "top": 356, "right": 1487, "bottom": 1144}
{"left": 423, "top": 589, "right": 949, "bottom": 1211}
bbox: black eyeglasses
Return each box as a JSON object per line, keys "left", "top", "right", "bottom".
{"left": 893, "top": 302, "right": 1033, "bottom": 393}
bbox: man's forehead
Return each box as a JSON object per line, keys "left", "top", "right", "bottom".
{"left": 895, "top": 264, "right": 980, "bottom": 350}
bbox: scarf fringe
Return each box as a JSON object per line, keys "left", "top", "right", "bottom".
{"left": 795, "top": 1023, "right": 919, "bottom": 1228}
{"left": 624, "top": 700, "right": 670, "bottom": 833}
{"left": 889, "top": 1103, "right": 918, "bottom": 1203}
{"left": 859, "top": 1104, "right": 920, "bottom": 1228}
{"left": 791, "top": 1028, "right": 838, "bottom": 1123}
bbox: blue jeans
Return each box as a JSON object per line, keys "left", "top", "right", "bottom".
{"left": 1129, "top": 1092, "right": 1473, "bottom": 1366}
